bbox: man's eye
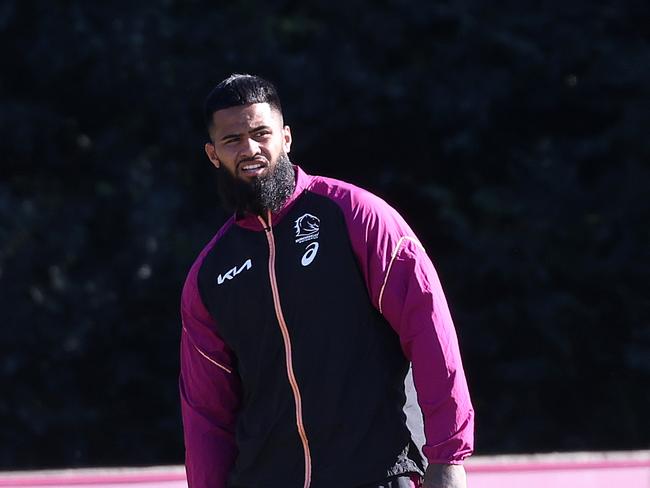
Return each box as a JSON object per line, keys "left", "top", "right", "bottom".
{"left": 224, "top": 138, "right": 238, "bottom": 145}
{"left": 255, "top": 131, "right": 270, "bottom": 138}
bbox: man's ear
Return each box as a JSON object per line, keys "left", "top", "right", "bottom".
{"left": 283, "top": 125, "right": 292, "bottom": 154}
{"left": 205, "top": 142, "right": 220, "bottom": 169}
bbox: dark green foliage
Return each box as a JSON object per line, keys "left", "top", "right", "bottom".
{"left": 1, "top": 0, "right": 648, "bottom": 468}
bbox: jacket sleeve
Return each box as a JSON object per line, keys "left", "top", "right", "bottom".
{"left": 180, "top": 258, "right": 241, "bottom": 488}
{"left": 339, "top": 188, "right": 474, "bottom": 465}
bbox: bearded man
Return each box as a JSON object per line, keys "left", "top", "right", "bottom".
{"left": 179, "top": 74, "right": 474, "bottom": 488}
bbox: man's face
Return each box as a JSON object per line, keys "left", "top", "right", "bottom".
{"left": 204, "top": 102, "right": 295, "bottom": 215}
{"left": 205, "top": 102, "right": 292, "bottom": 182}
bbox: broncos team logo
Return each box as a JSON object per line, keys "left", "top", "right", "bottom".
{"left": 294, "top": 213, "right": 320, "bottom": 243}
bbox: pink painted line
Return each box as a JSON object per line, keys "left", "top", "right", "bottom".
{"left": 2, "top": 452, "right": 649, "bottom": 488}
{"left": 0, "top": 473, "right": 185, "bottom": 487}
{"left": 467, "top": 467, "right": 650, "bottom": 488}
{"left": 466, "top": 458, "right": 650, "bottom": 473}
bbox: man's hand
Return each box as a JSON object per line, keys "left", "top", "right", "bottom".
{"left": 422, "top": 464, "right": 467, "bottom": 488}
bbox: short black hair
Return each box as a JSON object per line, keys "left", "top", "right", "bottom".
{"left": 204, "top": 74, "right": 283, "bottom": 130}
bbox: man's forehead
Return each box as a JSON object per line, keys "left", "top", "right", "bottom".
{"left": 211, "top": 102, "right": 281, "bottom": 133}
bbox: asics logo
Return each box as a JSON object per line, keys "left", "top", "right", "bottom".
{"left": 217, "top": 259, "right": 252, "bottom": 285}
{"left": 301, "top": 242, "right": 319, "bottom": 267}
{"left": 294, "top": 212, "right": 320, "bottom": 266}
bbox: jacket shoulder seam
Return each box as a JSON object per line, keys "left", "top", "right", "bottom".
{"left": 378, "top": 236, "right": 424, "bottom": 314}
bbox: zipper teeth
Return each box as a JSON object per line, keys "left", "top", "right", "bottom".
{"left": 259, "top": 214, "right": 312, "bottom": 488}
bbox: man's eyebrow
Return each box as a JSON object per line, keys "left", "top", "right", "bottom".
{"left": 249, "top": 125, "right": 271, "bottom": 133}
{"left": 219, "top": 133, "right": 241, "bottom": 142}
{"left": 219, "top": 125, "right": 271, "bottom": 142}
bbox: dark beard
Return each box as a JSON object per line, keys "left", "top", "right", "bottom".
{"left": 216, "top": 153, "right": 296, "bottom": 216}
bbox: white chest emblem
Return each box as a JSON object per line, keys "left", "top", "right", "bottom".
{"left": 294, "top": 213, "right": 320, "bottom": 243}
{"left": 217, "top": 258, "right": 252, "bottom": 285}
{"left": 294, "top": 213, "right": 320, "bottom": 267}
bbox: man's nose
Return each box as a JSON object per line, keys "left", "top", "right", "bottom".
{"left": 240, "top": 137, "right": 261, "bottom": 158}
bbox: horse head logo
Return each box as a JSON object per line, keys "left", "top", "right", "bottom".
{"left": 294, "top": 213, "right": 320, "bottom": 243}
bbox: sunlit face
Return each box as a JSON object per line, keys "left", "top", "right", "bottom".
{"left": 204, "top": 102, "right": 292, "bottom": 182}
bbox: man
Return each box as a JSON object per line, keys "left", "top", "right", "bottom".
{"left": 180, "top": 74, "right": 474, "bottom": 488}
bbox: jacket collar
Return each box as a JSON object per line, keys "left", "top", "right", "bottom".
{"left": 233, "top": 165, "right": 312, "bottom": 231}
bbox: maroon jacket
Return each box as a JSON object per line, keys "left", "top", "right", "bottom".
{"left": 180, "top": 166, "right": 474, "bottom": 488}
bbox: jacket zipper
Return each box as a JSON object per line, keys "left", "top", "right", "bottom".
{"left": 258, "top": 213, "right": 312, "bottom": 488}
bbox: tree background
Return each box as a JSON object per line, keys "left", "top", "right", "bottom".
{"left": 1, "top": 0, "right": 648, "bottom": 469}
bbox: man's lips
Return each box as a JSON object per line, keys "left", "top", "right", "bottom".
{"left": 238, "top": 159, "right": 268, "bottom": 175}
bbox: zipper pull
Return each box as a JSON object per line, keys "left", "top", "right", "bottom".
{"left": 257, "top": 212, "right": 272, "bottom": 232}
